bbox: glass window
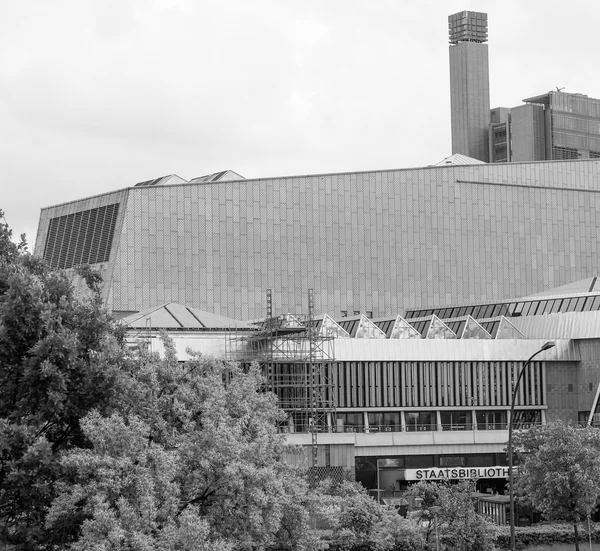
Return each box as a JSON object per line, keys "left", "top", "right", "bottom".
{"left": 575, "top": 297, "right": 587, "bottom": 311}
{"left": 405, "top": 412, "right": 434, "bottom": 432}
{"left": 536, "top": 300, "right": 552, "bottom": 316}
{"left": 405, "top": 455, "right": 434, "bottom": 468}
{"left": 378, "top": 457, "right": 404, "bottom": 468}
{"left": 481, "top": 305, "right": 495, "bottom": 318}
{"left": 471, "top": 305, "right": 483, "bottom": 319}
{"left": 512, "top": 410, "right": 541, "bottom": 429}
{"left": 440, "top": 411, "right": 472, "bottom": 431}
{"left": 564, "top": 298, "right": 577, "bottom": 312}
{"left": 476, "top": 410, "right": 507, "bottom": 430}
{"left": 440, "top": 455, "right": 465, "bottom": 467}
{"left": 550, "top": 299, "right": 563, "bottom": 314}
{"left": 578, "top": 411, "right": 590, "bottom": 427}
{"left": 521, "top": 302, "right": 534, "bottom": 316}
{"left": 465, "top": 454, "right": 495, "bottom": 467}
{"left": 591, "top": 296, "right": 600, "bottom": 311}
{"left": 336, "top": 412, "right": 365, "bottom": 433}
{"left": 582, "top": 297, "right": 594, "bottom": 312}
{"left": 368, "top": 412, "right": 401, "bottom": 432}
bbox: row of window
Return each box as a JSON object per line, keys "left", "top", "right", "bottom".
{"left": 406, "top": 293, "right": 600, "bottom": 321}
{"left": 281, "top": 409, "right": 542, "bottom": 434}
{"left": 270, "top": 360, "right": 544, "bottom": 410}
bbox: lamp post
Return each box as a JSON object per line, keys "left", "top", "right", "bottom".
{"left": 508, "top": 341, "right": 555, "bottom": 551}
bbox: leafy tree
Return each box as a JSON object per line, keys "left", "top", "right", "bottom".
{"left": 329, "top": 480, "right": 384, "bottom": 550}
{"left": 406, "top": 480, "right": 440, "bottom": 545}
{"left": 513, "top": 420, "right": 600, "bottom": 551}
{"left": 47, "top": 342, "right": 325, "bottom": 550}
{"left": 0, "top": 210, "right": 124, "bottom": 548}
{"left": 0, "top": 209, "right": 27, "bottom": 263}
{"left": 408, "top": 480, "right": 496, "bottom": 551}
{"left": 370, "top": 509, "right": 425, "bottom": 551}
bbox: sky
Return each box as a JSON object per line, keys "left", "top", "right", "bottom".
{"left": 2, "top": 0, "right": 600, "bottom": 246}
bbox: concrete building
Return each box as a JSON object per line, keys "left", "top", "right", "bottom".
{"left": 490, "top": 91, "right": 600, "bottom": 163}
{"left": 35, "top": 159, "right": 600, "bottom": 321}
{"left": 448, "top": 10, "right": 490, "bottom": 162}
{"left": 121, "top": 277, "right": 600, "bottom": 507}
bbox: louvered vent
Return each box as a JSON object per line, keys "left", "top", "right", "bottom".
{"left": 43, "top": 203, "right": 120, "bottom": 269}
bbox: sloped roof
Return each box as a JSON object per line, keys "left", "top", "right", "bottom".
{"left": 521, "top": 277, "right": 600, "bottom": 299}
{"left": 433, "top": 154, "right": 486, "bottom": 166}
{"left": 189, "top": 170, "right": 245, "bottom": 184}
{"left": 120, "top": 303, "right": 253, "bottom": 330}
{"left": 134, "top": 174, "right": 188, "bottom": 187}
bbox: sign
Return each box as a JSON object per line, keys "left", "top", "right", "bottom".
{"left": 404, "top": 466, "right": 509, "bottom": 481}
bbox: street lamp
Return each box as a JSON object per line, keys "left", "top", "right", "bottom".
{"left": 508, "top": 341, "right": 555, "bottom": 551}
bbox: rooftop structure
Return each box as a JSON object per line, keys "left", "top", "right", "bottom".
{"left": 448, "top": 11, "right": 488, "bottom": 44}
{"left": 490, "top": 90, "right": 600, "bottom": 162}
{"left": 448, "top": 10, "right": 490, "bottom": 162}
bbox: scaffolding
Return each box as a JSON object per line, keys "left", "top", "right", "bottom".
{"left": 226, "top": 289, "right": 337, "bottom": 467}
{"left": 123, "top": 316, "right": 152, "bottom": 353}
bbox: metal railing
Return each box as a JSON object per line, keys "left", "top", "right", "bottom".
{"left": 279, "top": 421, "right": 543, "bottom": 434}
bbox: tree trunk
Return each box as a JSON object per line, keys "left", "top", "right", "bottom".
{"left": 574, "top": 522, "right": 580, "bottom": 551}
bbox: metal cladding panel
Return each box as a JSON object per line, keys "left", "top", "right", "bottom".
{"left": 332, "top": 339, "right": 579, "bottom": 362}
{"left": 35, "top": 160, "right": 600, "bottom": 321}
{"left": 165, "top": 303, "right": 204, "bottom": 328}
{"left": 510, "top": 311, "right": 600, "bottom": 339}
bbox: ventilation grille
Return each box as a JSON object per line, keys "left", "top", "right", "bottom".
{"left": 43, "top": 203, "right": 120, "bottom": 269}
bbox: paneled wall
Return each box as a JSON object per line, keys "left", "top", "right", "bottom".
{"left": 270, "top": 360, "right": 545, "bottom": 410}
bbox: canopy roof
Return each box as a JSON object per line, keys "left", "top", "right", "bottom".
{"left": 121, "top": 303, "right": 253, "bottom": 330}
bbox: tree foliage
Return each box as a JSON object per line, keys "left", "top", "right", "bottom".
{"left": 513, "top": 420, "right": 600, "bottom": 551}
{"left": 46, "top": 341, "right": 326, "bottom": 550}
{"left": 0, "top": 209, "right": 124, "bottom": 548}
{"left": 408, "top": 480, "right": 496, "bottom": 551}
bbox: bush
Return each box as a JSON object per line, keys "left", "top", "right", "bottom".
{"left": 495, "top": 522, "right": 600, "bottom": 549}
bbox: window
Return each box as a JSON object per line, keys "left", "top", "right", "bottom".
{"left": 336, "top": 412, "right": 365, "bottom": 433}
{"left": 43, "top": 203, "right": 120, "bottom": 269}
{"left": 476, "top": 410, "right": 507, "bottom": 430}
{"left": 405, "top": 412, "right": 434, "bottom": 432}
{"left": 440, "top": 411, "right": 472, "bottom": 431}
{"left": 405, "top": 455, "right": 434, "bottom": 468}
{"left": 368, "top": 412, "right": 401, "bottom": 432}
{"left": 440, "top": 455, "right": 465, "bottom": 467}
{"left": 512, "top": 410, "right": 541, "bottom": 429}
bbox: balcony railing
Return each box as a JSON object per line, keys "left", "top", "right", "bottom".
{"left": 279, "top": 421, "right": 543, "bottom": 434}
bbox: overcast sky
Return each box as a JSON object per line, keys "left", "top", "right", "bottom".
{"left": 2, "top": 0, "right": 599, "bottom": 246}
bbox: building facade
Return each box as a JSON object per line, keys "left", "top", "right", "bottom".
{"left": 123, "top": 278, "right": 600, "bottom": 501}
{"left": 490, "top": 91, "right": 600, "bottom": 163}
{"left": 448, "top": 10, "right": 490, "bottom": 162}
{"left": 35, "top": 159, "right": 600, "bottom": 321}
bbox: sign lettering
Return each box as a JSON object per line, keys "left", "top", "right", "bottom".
{"left": 404, "top": 466, "right": 509, "bottom": 481}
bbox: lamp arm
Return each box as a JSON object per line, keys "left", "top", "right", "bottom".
{"left": 508, "top": 346, "right": 548, "bottom": 551}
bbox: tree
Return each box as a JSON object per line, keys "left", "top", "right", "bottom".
{"left": 329, "top": 481, "right": 384, "bottom": 550}
{"left": 0, "top": 209, "right": 124, "bottom": 548}
{"left": 371, "top": 509, "right": 425, "bottom": 551}
{"left": 513, "top": 420, "right": 600, "bottom": 551}
{"left": 46, "top": 342, "right": 326, "bottom": 550}
{"left": 408, "top": 480, "right": 496, "bottom": 551}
